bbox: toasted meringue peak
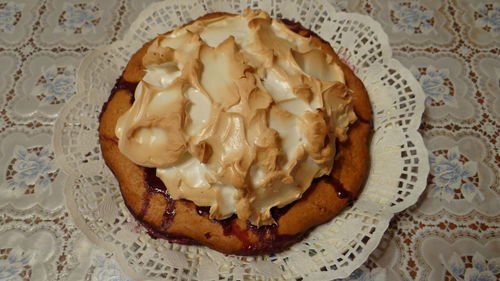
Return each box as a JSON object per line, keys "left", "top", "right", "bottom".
{"left": 116, "top": 10, "right": 357, "bottom": 225}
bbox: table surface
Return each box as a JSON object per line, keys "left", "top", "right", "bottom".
{"left": 0, "top": 0, "right": 498, "bottom": 280}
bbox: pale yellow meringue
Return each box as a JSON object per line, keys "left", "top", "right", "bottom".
{"left": 115, "top": 10, "right": 357, "bottom": 226}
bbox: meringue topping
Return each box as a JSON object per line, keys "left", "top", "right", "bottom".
{"left": 115, "top": 10, "right": 357, "bottom": 226}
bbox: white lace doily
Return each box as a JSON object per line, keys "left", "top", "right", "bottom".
{"left": 53, "top": 0, "right": 429, "bottom": 280}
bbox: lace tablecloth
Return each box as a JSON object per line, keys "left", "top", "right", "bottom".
{"left": 0, "top": 0, "right": 498, "bottom": 280}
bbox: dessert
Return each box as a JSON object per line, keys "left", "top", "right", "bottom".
{"left": 99, "top": 10, "right": 372, "bottom": 255}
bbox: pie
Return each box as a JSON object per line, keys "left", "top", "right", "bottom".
{"left": 99, "top": 10, "right": 372, "bottom": 255}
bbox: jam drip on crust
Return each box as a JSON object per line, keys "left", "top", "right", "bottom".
{"left": 113, "top": 78, "right": 139, "bottom": 102}
{"left": 279, "top": 18, "right": 313, "bottom": 37}
{"left": 143, "top": 168, "right": 177, "bottom": 232}
{"left": 195, "top": 206, "right": 304, "bottom": 255}
{"left": 99, "top": 78, "right": 139, "bottom": 122}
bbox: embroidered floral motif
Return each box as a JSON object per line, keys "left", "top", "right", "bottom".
{"left": 429, "top": 147, "right": 482, "bottom": 202}
{"left": 412, "top": 66, "right": 457, "bottom": 107}
{"left": 0, "top": 248, "right": 32, "bottom": 281}
{"left": 32, "top": 65, "right": 76, "bottom": 105}
{"left": 4, "top": 146, "right": 58, "bottom": 194}
{"left": 442, "top": 252, "right": 500, "bottom": 281}
{"left": 56, "top": 3, "right": 101, "bottom": 34}
{"left": 0, "top": 2, "right": 23, "bottom": 33}
{"left": 91, "top": 254, "right": 130, "bottom": 281}
{"left": 390, "top": 2, "right": 434, "bottom": 34}
{"left": 474, "top": 3, "right": 500, "bottom": 33}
